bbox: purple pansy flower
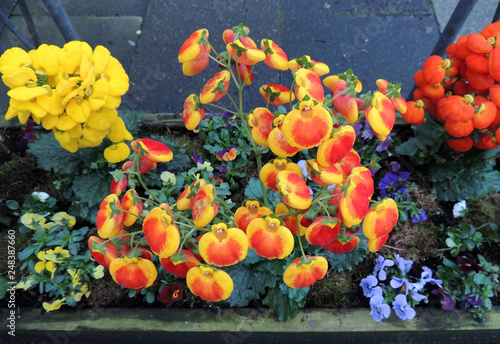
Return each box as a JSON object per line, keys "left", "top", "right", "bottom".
{"left": 369, "top": 295, "right": 391, "bottom": 322}
{"left": 352, "top": 123, "right": 363, "bottom": 136}
{"left": 373, "top": 256, "right": 394, "bottom": 281}
{"left": 361, "top": 121, "right": 375, "bottom": 140}
{"left": 379, "top": 171, "right": 411, "bottom": 198}
{"left": 376, "top": 135, "right": 392, "bottom": 152}
{"left": 392, "top": 294, "right": 416, "bottom": 321}
{"left": 192, "top": 151, "right": 203, "bottom": 164}
{"left": 411, "top": 209, "right": 427, "bottom": 223}
{"left": 466, "top": 293, "right": 483, "bottom": 307}
{"left": 360, "top": 275, "right": 382, "bottom": 298}
{"left": 431, "top": 289, "right": 456, "bottom": 311}
{"left": 412, "top": 266, "right": 443, "bottom": 291}
{"left": 390, "top": 161, "right": 401, "bottom": 171}
{"left": 390, "top": 276, "right": 412, "bottom": 294}
{"left": 221, "top": 111, "right": 230, "bottom": 120}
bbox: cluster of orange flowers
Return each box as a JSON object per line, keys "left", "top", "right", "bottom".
{"left": 404, "top": 21, "right": 500, "bottom": 151}
{"left": 0, "top": 42, "right": 132, "bottom": 162}
{"left": 87, "top": 26, "right": 404, "bottom": 303}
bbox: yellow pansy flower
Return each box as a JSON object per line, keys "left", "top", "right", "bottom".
{"left": 52, "top": 212, "right": 76, "bottom": 228}
{"left": 20, "top": 213, "right": 46, "bottom": 230}
{"left": 42, "top": 298, "right": 66, "bottom": 312}
{"left": 34, "top": 251, "right": 56, "bottom": 277}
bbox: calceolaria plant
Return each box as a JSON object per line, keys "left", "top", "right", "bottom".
{"left": 86, "top": 23, "right": 408, "bottom": 320}
{"left": 16, "top": 208, "right": 103, "bottom": 312}
{"left": 0, "top": 41, "right": 132, "bottom": 163}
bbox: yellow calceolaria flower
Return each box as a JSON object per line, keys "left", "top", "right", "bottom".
{"left": 52, "top": 211, "right": 76, "bottom": 228}
{"left": 20, "top": 213, "right": 47, "bottom": 229}
{"left": 0, "top": 41, "right": 132, "bottom": 163}
{"left": 42, "top": 298, "right": 66, "bottom": 312}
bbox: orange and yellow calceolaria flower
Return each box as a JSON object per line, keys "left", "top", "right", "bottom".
{"left": 199, "top": 70, "right": 230, "bottom": 104}
{"left": 88, "top": 236, "right": 119, "bottom": 269}
{"left": 96, "top": 194, "right": 123, "bottom": 239}
{"left": 260, "top": 158, "right": 303, "bottom": 191}
{"left": 282, "top": 100, "right": 332, "bottom": 150}
{"left": 261, "top": 39, "right": 288, "bottom": 70}
{"left": 322, "top": 231, "right": 360, "bottom": 254}
{"left": 246, "top": 216, "right": 294, "bottom": 259}
{"left": 363, "top": 198, "right": 399, "bottom": 252}
{"left": 268, "top": 115, "right": 301, "bottom": 158}
{"left": 305, "top": 216, "right": 341, "bottom": 246}
{"left": 293, "top": 68, "right": 325, "bottom": 103}
{"left": 226, "top": 36, "right": 266, "bottom": 66}
{"left": 131, "top": 139, "right": 173, "bottom": 164}
{"left": 199, "top": 223, "right": 249, "bottom": 266}
{"left": 160, "top": 249, "right": 201, "bottom": 278}
{"left": 186, "top": 265, "right": 234, "bottom": 302}
{"left": 305, "top": 159, "right": 343, "bottom": 186}
{"left": 334, "top": 149, "right": 361, "bottom": 181}
{"left": 259, "top": 84, "right": 295, "bottom": 106}
{"left": 178, "top": 29, "right": 210, "bottom": 76}
{"left": 276, "top": 170, "right": 312, "bottom": 210}
{"left": 177, "top": 179, "right": 207, "bottom": 210}
{"left": 182, "top": 94, "right": 205, "bottom": 130}
{"left": 283, "top": 255, "right": 328, "bottom": 288}
{"left": 142, "top": 205, "right": 180, "bottom": 258}
{"left": 248, "top": 107, "right": 274, "bottom": 146}
{"left": 109, "top": 257, "right": 157, "bottom": 289}
{"left": 275, "top": 203, "right": 307, "bottom": 236}
{"left": 120, "top": 189, "right": 143, "bottom": 227}
{"left": 234, "top": 200, "right": 273, "bottom": 233}
{"left": 192, "top": 184, "right": 219, "bottom": 227}
{"left": 376, "top": 79, "right": 407, "bottom": 113}
{"left": 324, "top": 78, "right": 361, "bottom": 124}
{"left": 288, "top": 55, "right": 330, "bottom": 77}
{"left": 338, "top": 167, "right": 374, "bottom": 228}
{"left": 365, "top": 91, "right": 396, "bottom": 142}
{"left": 317, "top": 125, "right": 356, "bottom": 167}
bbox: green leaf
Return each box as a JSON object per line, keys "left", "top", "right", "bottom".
{"left": 279, "top": 283, "right": 309, "bottom": 302}
{"left": 6, "top": 200, "right": 19, "bottom": 210}
{"left": 244, "top": 178, "right": 281, "bottom": 207}
{"left": 19, "top": 245, "right": 37, "bottom": 260}
{"left": 224, "top": 264, "right": 267, "bottom": 307}
{"left": 146, "top": 291, "right": 155, "bottom": 304}
{"left": 0, "top": 276, "right": 9, "bottom": 299}
{"left": 262, "top": 287, "right": 304, "bottom": 322}
{"left": 27, "top": 132, "right": 81, "bottom": 174}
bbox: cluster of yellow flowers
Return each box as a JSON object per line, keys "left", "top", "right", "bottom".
{"left": 0, "top": 41, "right": 132, "bottom": 163}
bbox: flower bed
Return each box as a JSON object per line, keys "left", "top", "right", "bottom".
{"left": 0, "top": 21, "right": 499, "bottom": 334}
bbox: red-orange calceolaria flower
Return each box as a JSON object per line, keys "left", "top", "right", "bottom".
{"left": 305, "top": 159, "right": 343, "bottom": 186}
{"left": 294, "top": 68, "right": 324, "bottom": 103}
{"left": 199, "top": 70, "right": 230, "bottom": 104}
{"left": 186, "top": 265, "right": 233, "bottom": 302}
{"left": 178, "top": 29, "right": 210, "bottom": 76}
{"left": 338, "top": 167, "right": 374, "bottom": 228}
{"left": 235, "top": 63, "right": 254, "bottom": 85}
{"left": 259, "top": 84, "right": 295, "bottom": 106}
{"left": 234, "top": 200, "right": 272, "bottom": 233}
{"left": 192, "top": 184, "right": 219, "bottom": 227}
{"left": 182, "top": 94, "right": 204, "bottom": 130}
{"left": 261, "top": 39, "right": 288, "bottom": 70}
{"left": 177, "top": 179, "right": 207, "bottom": 210}
{"left": 321, "top": 231, "right": 360, "bottom": 254}
{"left": 401, "top": 100, "right": 425, "bottom": 125}
{"left": 121, "top": 189, "right": 143, "bottom": 227}
{"left": 226, "top": 36, "right": 265, "bottom": 66}
{"left": 276, "top": 170, "right": 312, "bottom": 210}
{"left": 96, "top": 194, "right": 123, "bottom": 239}
{"left": 365, "top": 91, "right": 396, "bottom": 141}
{"left": 142, "top": 205, "right": 180, "bottom": 258}
{"left": 268, "top": 115, "right": 301, "bottom": 158}
{"left": 283, "top": 255, "right": 328, "bottom": 288}
{"left": 109, "top": 257, "right": 157, "bottom": 289}
{"left": 131, "top": 138, "right": 173, "bottom": 173}
{"left": 88, "top": 236, "right": 119, "bottom": 269}
{"left": 376, "top": 79, "right": 407, "bottom": 113}
{"left": 160, "top": 249, "right": 201, "bottom": 278}
{"left": 305, "top": 216, "right": 341, "bottom": 246}
{"left": 260, "top": 158, "right": 303, "bottom": 191}
{"left": 363, "top": 198, "right": 399, "bottom": 252}
{"left": 248, "top": 107, "right": 274, "bottom": 146}
{"left": 282, "top": 99, "right": 332, "bottom": 149}
{"left": 317, "top": 125, "right": 356, "bottom": 167}
{"left": 199, "top": 223, "right": 248, "bottom": 266}
{"left": 246, "top": 216, "right": 294, "bottom": 259}
{"left": 447, "top": 137, "right": 474, "bottom": 152}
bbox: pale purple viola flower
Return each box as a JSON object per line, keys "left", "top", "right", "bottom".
{"left": 392, "top": 294, "right": 416, "bottom": 321}
{"left": 375, "top": 135, "right": 392, "bottom": 152}
{"left": 361, "top": 121, "right": 375, "bottom": 140}
{"left": 412, "top": 266, "right": 443, "bottom": 291}
{"left": 410, "top": 291, "right": 427, "bottom": 302}
{"left": 390, "top": 161, "right": 400, "bottom": 171}
{"left": 352, "top": 123, "right": 363, "bottom": 136}
{"left": 373, "top": 256, "right": 394, "bottom": 281}
{"left": 390, "top": 276, "right": 411, "bottom": 294}
{"left": 395, "top": 254, "right": 413, "bottom": 275}
{"left": 360, "top": 275, "right": 382, "bottom": 298}
{"left": 369, "top": 295, "right": 391, "bottom": 322}
{"left": 431, "top": 289, "right": 456, "bottom": 311}
{"left": 221, "top": 111, "right": 230, "bottom": 120}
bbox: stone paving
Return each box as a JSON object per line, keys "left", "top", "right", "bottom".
{"left": 0, "top": 0, "right": 498, "bottom": 123}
